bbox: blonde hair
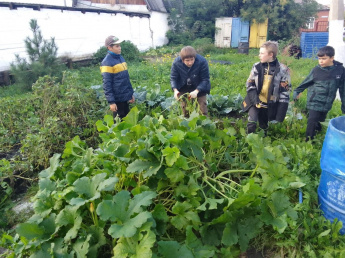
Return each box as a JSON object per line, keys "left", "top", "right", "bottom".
{"left": 180, "top": 46, "right": 197, "bottom": 60}
{"left": 261, "top": 41, "right": 279, "bottom": 59}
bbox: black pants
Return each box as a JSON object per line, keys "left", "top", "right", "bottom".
{"left": 247, "top": 102, "right": 289, "bottom": 134}
{"left": 306, "top": 109, "right": 327, "bottom": 141}
{"left": 113, "top": 101, "right": 130, "bottom": 120}
{"left": 247, "top": 106, "right": 268, "bottom": 134}
{"left": 268, "top": 102, "right": 289, "bottom": 122}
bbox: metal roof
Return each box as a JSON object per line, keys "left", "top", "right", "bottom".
{"left": 0, "top": 2, "right": 151, "bottom": 18}
{"left": 144, "top": 0, "right": 167, "bottom": 13}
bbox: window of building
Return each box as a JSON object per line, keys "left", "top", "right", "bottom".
{"left": 306, "top": 17, "right": 315, "bottom": 29}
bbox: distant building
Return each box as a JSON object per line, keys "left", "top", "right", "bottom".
{"left": 300, "top": 8, "right": 329, "bottom": 32}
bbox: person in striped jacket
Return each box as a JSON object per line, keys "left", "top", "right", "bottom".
{"left": 100, "top": 35, "right": 135, "bottom": 120}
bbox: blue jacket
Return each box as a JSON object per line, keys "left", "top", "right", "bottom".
{"left": 100, "top": 51, "right": 134, "bottom": 104}
{"left": 170, "top": 54, "right": 211, "bottom": 95}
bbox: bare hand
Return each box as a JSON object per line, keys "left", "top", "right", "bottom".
{"left": 189, "top": 89, "right": 199, "bottom": 99}
{"left": 110, "top": 104, "right": 117, "bottom": 112}
{"left": 129, "top": 95, "right": 135, "bottom": 103}
{"left": 174, "top": 90, "right": 180, "bottom": 100}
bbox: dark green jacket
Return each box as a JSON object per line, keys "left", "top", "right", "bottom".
{"left": 293, "top": 61, "right": 345, "bottom": 113}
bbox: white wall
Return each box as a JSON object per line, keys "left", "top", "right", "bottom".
{"left": 0, "top": 0, "right": 74, "bottom": 7}
{"left": 0, "top": 6, "right": 169, "bottom": 71}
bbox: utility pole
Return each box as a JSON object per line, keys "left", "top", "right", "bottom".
{"left": 328, "top": 0, "right": 345, "bottom": 64}
{"left": 328, "top": 0, "right": 344, "bottom": 99}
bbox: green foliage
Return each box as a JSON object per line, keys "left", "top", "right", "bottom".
{"left": 1, "top": 49, "right": 345, "bottom": 257}
{"left": 0, "top": 71, "right": 105, "bottom": 169}
{"left": 2, "top": 105, "right": 345, "bottom": 257}
{"left": 93, "top": 41, "right": 143, "bottom": 65}
{"left": 240, "top": 0, "right": 318, "bottom": 41}
{"left": 0, "top": 160, "right": 13, "bottom": 209}
{"left": 10, "top": 19, "right": 65, "bottom": 90}
{"left": 166, "top": 0, "right": 318, "bottom": 43}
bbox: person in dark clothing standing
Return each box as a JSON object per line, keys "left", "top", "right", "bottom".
{"left": 242, "top": 41, "right": 291, "bottom": 134}
{"left": 293, "top": 46, "right": 345, "bottom": 141}
{"left": 170, "top": 46, "right": 211, "bottom": 117}
{"left": 100, "top": 35, "right": 135, "bottom": 120}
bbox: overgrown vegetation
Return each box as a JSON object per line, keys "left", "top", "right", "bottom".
{"left": 1, "top": 43, "right": 345, "bottom": 257}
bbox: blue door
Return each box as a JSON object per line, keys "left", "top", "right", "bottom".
{"left": 231, "top": 18, "right": 240, "bottom": 47}
{"left": 231, "top": 18, "right": 250, "bottom": 47}
{"left": 240, "top": 20, "right": 250, "bottom": 42}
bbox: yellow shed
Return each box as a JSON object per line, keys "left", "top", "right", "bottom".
{"left": 249, "top": 19, "right": 268, "bottom": 48}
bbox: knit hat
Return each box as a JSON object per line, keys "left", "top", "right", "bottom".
{"left": 105, "top": 35, "right": 124, "bottom": 47}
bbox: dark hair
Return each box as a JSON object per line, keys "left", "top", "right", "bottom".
{"left": 180, "top": 46, "right": 197, "bottom": 60}
{"left": 317, "top": 46, "right": 335, "bottom": 57}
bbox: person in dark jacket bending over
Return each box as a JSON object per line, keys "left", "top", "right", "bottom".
{"left": 101, "top": 35, "right": 135, "bottom": 120}
{"left": 242, "top": 41, "right": 291, "bottom": 134}
{"left": 293, "top": 46, "right": 345, "bottom": 141}
{"left": 171, "top": 46, "right": 211, "bottom": 117}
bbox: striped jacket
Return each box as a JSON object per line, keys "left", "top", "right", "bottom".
{"left": 100, "top": 52, "right": 134, "bottom": 104}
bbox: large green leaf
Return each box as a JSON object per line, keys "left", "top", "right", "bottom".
{"left": 164, "top": 167, "right": 184, "bottom": 183}
{"left": 123, "top": 106, "right": 139, "bottom": 126}
{"left": 171, "top": 201, "right": 200, "bottom": 230}
{"left": 73, "top": 235, "right": 91, "bottom": 258}
{"left": 16, "top": 223, "right": 44, "bottom": 240}
{"left": 97, "top": 191, "right": 156, "bottom": 238}
{"left": 221, "top": 222, "right": 238, "bottom": 246}
{"left": 56, "top": 205, "right": 82, "bottom": 242}
{"left": 168, "top": 130, "right": 186, "bottom": 144}
{"left": 238, "top": 216, "right": 262, "bottom": 251}
{"left": 185, "top": 226, "right": 215, "bottom": 257}
{"left": 73, "top": 173, "right": 107, "bottom": 198}
{"left": 127, "top": 160, "right": 161, "bottom": 178}
{"left": 158, "top": 241, "right": 194, "bottom": 258}
{"left": 109, "top": 212, "right": 152, "bottom": 238}
{"left": 16, "top": 214, "right": 56, "bottom": 241}
{"left": 39, "top": 153, "right": 61, "bottom": 179}
{"left": 87, "top": 226, "right": 107, "bottom": 257}
{"left": 162, "top": 146, "right": 180, "bottom": 167}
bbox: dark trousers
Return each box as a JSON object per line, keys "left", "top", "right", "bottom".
{"left": 306, "top": 109, "right": 327, "bottom": 141}
{"left": 268, "top": 102, "right": 289, "bottom": 122}
{"left": 113, "top": 101, "right": 130, "bottom": 120}
{"left": 247, "top": 102, "right": 289, "bottom": 134}
{"left": 247, "top": 106, "right": 268, "bottom": 133}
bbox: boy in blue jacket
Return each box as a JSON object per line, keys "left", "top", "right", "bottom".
{"left": 170, "top": 46, "right": 211, "bottom": 117}
{"left": 293, "top": 46, "right": 345, "bottom": 141}
{"left": 100, "top": 35, "right": 135, "bottom": 120}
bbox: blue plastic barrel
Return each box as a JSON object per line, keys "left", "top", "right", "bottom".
{"left": 318, "top": 116, "right": 345, "bottom": 234}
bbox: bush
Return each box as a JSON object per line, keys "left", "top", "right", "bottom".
{"left": 93, "top": 41, "right": 143, "bottom": 65}
{"left": 166, "top": 30, "right": 192, "bottom": 46}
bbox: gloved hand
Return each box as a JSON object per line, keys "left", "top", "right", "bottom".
{"left": 189, "top": 89, "right": 199, "bottom": 99}
{"left": 173, "top": 90, "right": 180, "bottom": 100}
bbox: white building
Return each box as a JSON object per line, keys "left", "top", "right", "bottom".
{"left": 0, "top": 0, "right": 169, "bottom": 73}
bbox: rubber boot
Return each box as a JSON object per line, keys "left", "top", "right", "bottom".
{"left": 247, "top": 122, "right": 257, "bottom": 134}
